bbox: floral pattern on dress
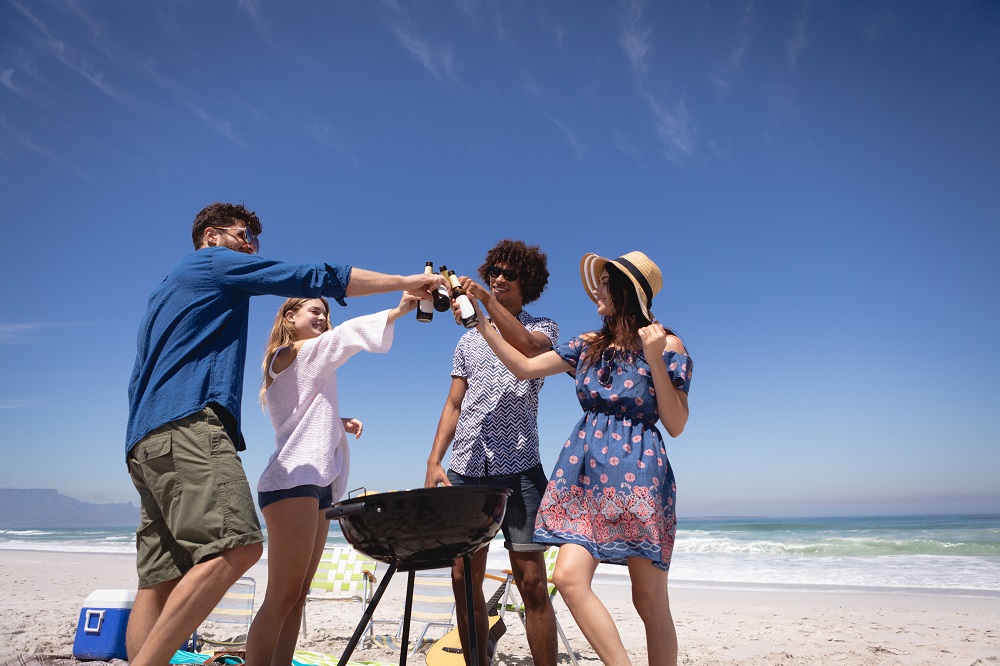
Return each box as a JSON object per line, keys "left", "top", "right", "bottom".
{"left": 534, "top": 335, "right": 692, "bottom": 571}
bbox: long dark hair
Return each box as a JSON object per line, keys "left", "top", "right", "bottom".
{"left": 579, "top": 264, "right": 654, "bottom": 373}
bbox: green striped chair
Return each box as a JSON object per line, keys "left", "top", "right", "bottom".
{"left": 300, "top": 546, "right": 379, "bottom": 639}
{"left": 371, "top": 569, "right": 455, "bottom": 655}
{"left": 189, "top": 576, "right": 256, "bottom": 652}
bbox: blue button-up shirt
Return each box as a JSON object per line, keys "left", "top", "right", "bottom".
{"left": 126, "top": 246, "right": 351, "bottom": 453}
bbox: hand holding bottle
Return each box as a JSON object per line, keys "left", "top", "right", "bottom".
{"left": 416, "top": 261, "right": 435, "bottom": 322}
{"left": 459, "top": 275, "right": 493, "bottom": 308}
{"left": 400, "top": 271, "right": 448, "bottom": 302}
{"left": 388, "top": 290, "right": 422, "bottom": 322}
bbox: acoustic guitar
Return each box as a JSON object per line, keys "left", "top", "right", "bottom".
{"left": 425, "top": 574, "right": 509, "bottom": 666}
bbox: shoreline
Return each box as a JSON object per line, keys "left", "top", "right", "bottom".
{"left": 3, "top": 546, "right": 997, "bottom": 600}
{"left": 2, "top": 550, "right": 998, "bottom": 665}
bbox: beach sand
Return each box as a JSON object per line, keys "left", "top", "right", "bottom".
{"left": 1, "top": 551, "right": 997, "bottom": 665}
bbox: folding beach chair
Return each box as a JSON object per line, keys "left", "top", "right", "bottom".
{"left": 188, "top": 576, "right": 256, "bottom": 652}
{"left": 371, "top": 569, "right": 456, "bottom": 655}
{"left": 301, "top": 546, "right": 379, "bottom": 639}
{"left": 501, "top": 548, "right": 578, "bottom": 665}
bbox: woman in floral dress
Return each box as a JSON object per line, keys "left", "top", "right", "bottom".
{"left": 471, "top": 250, "right": 692, "bottom": 666}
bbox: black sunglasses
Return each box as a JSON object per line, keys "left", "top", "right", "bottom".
{"left": 596, "top": 347, "right": 616, "bottom": 389}
{"left": 212, "top": 226, "right": 260, "bottom": 254}
{"left": 486, "top": 266, "right": 518, "bottom": 281}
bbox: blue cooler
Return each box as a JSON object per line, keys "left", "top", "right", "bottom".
{"left": 73, "top": 589, "right": 136, "bottom": 661}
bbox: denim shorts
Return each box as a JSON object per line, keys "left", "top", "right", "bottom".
{"left": 258, "top": 483, "right": 334, "bottom": 511}
{"left": 447, "top": 464, "right": 548, "bottom": 553}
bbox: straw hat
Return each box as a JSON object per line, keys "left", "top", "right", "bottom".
{"left": 580, "top": 251, "right": 663, "bottom": 322}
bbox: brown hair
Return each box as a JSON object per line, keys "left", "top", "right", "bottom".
{"left": 192, "top": 202, "right": 263, "bottom": 250}
{"left": 259, "top": 297, "right": 331, "bottom": 407}
{"left": 578, "top": 264, "right": 654, "bottom": 373}
{"left": 477, "top": 239, "right": 549, "bottom": 305}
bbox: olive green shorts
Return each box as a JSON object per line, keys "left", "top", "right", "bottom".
{"left": 126, "top": 406, "right": 263, "bottom": 588}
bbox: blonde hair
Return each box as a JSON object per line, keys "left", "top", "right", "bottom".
{"left": 260, "top": 297, "right": 331, "bottom": 408}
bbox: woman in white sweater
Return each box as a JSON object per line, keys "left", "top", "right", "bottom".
{"left": 246, "top": 292, "right": 418, "bottom": 666}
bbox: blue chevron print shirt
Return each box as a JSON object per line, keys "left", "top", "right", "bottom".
{"left": 450, "top": 310, "right": 559, "bottom": 476}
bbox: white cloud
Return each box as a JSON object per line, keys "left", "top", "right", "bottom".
{"left": 238, "top": 0, "right": 273, "bottom": 45}
{"left": 548, "top": 116, "right": 587, "bottom": 163}
{"left": 302, "top": 121, "right": 358, "bottom": 167}
{"left": 522, "top": 75, "right": 541, "bottom": 97}
{"left": 712, "top": 2, "right": 755, "bottom": 92}
{"left": 787, "top": 16, "right": 807, "bottom": 72}
{"left": 184, "top": 102, "right": 247, "bottom": 147}
{"left": 0, "top": 399, "right": 47, "bottom": 409}
{"left": 12, "top": 1, "right": 125, "bottom": 103}
{"left": 619, "top": 0, "right": 652, "bottom": 74}
{"left": 0, "top": 115, "right": 93, "bottom": 182}
{"left": 391, "top": 21, "right": 459, "bottom": 83}
{"left": 0, "top": 322, "right": 90, "bottom": 345}
{"left": 613, "top": 130, "right": 644, "bottom": 165}
{"left": 641, "top": 90, "right": 694, "bottom": 165}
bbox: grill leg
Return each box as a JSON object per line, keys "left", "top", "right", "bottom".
{"left": 463, "top": 555, "right": 480, "bottom": 666}
{"left": 337, "top": 562, "right": 398, "bottom": 666}
{"left": 398, "top": 570, "right": 416, "bottom": 666}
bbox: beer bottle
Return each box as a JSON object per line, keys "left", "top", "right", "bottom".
{"left": 433, "top": 266, "right": 453, "bottom": 312}
{"left": 447, "top": 270, "right": 479, "bottom": 329}
{"left": 416, "top": 262, "right": 434, "bottom": 322}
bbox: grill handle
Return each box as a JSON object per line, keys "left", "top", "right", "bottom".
{"left": 326, "top": 502, "right": 374, "bottom": 520}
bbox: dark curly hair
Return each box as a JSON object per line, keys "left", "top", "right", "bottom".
{"left": 477, "top": 239, "right": 549, "bottom": 305}
{"left": 191, "top": 202, "right": 263, "bottom": 249}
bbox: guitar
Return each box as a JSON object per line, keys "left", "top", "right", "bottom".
{"left": 425, "top": 574, "right": 510, "bottom": 666}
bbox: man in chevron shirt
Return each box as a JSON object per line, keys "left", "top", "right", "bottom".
{"left": 425, "top": 239, "right": 558, "bottom": 666}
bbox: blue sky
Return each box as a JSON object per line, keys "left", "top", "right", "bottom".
{"left": 1, "top": 0, "right": 998, "bottom": 518}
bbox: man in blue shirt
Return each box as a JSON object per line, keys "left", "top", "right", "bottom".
{"left": 125, "top": 202, "right": 444, "bottom": 666}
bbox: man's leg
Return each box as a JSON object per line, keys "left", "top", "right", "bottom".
{"left": 126, "top": 407, "right": 264, "bottom": 666}
{"left": 508, "top": 550, "right": 557, "bottom": 666}
{"left": 451, "top": 547, "right": 489, "bottom": 666}
{"left": 130, "top": 542, "right": 262, "bottom": 666}
{"left": 504, "top": 464, "right": 557, "bottom": 666}
{"left": 126, "top": 578, "right": 180, "bottom": 660}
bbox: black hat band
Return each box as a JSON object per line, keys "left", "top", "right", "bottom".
{"left": 615, "top": 256, "right": 653, "bottom": 306}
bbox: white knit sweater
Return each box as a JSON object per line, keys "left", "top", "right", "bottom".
{"left": 257, "top": 310, "right": 394, "bottom": 502}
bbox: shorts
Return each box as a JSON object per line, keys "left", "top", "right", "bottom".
{"left": 447, "top": 464, "right": 548, "bottom": 553}
{"left": 126, "top": 406, "right": 264, "bottom": 589}
{"left": 258, "top": 484, "right": 334, "bottom": 511}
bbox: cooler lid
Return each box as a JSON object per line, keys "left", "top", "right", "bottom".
{"left": 82, "top": 589, "right": 137, "bottom": 608}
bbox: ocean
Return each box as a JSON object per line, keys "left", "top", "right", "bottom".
{"left": 3, "top": 514, "right": 998, "bottom": 597}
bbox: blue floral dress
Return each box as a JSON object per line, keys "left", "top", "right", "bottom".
{"left": 534, "top": 335, "right": 693, "bottom": 571}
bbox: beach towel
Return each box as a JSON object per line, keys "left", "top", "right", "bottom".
{"left": 1, "top": 652, "right": 392, "bottom": 666}
{"left": 292, "top": 650, "right": 392, "bottom": 666}
{"left": 1, "top": 657, "right": 127, "bottom": 666}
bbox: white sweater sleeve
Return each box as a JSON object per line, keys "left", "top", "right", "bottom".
{"left": 294, "top": 310, "right": 395, "bottom": 380}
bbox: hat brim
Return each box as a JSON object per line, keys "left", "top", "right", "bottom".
{"left": 579, "top": 253, "right": 655, "bottom": 322}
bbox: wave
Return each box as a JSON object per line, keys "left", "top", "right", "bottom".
{"left": 676, "top": 534, "right": 1000, "bottom": 557}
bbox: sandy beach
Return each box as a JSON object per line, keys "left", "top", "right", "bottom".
{"left": 0, "top": 550, "right": 997, "bottom": 666}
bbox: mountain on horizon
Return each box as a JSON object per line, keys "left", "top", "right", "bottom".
{"left": 0, "top": 488, "right": 138, "bottom": 528}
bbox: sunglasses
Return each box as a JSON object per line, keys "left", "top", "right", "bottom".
{"left": 486, "top": 266, "right": 518, "bottom": 281}
{"left": 212, "top": 226, "right": 260, "bottom": 254}
{"left": 596, "top": 347, "right": 616, "bottom": 389}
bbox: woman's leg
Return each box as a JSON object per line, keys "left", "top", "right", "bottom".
{"left": 269, "top": 510, "right": 329, "bottom": 666}
{"left": 626, "top": 558, "right": 676, "bottom": 666}
{"left": 551, "top": 544, "right": 631, "bottom": 666}
{"left": 245, "top": 496, "right": 322, "bottom": 666}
